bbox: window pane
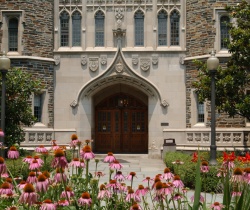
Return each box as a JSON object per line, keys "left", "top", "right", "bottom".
{"left": 170, "top": 10, "right": 180, "bottom": 46}
{"left": 95, "top": 11, "right": 104, "bottom": 47}
{"left": 60, "top": 11, "right": 69, "bottom": 46}
{"left": 220, "top": 16, "right": 230, "bottom": 50}
{"left": 135, "top": 10, "right": 144, "bottom": 46}
{"left": 34, "top": 94, "right": 42, "bottom": 122}
{"left": 158, "top": 10, "right": 167, "bottom": 46}
{"left": 198, "top": 102, "right": 204, "bottom": 123}
{"left": 9, "top": 18, "right": 18, "bottom": 51}
{"left": 72, "top": 11, "right": 81, "bottom": 46}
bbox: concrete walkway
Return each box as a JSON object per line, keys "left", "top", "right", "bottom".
{"left": 86, "top": 154, "right": 223, "bottom": 209}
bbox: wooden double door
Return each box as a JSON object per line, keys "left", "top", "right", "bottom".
{"left": 95, "top": 94, "right": 148, "bottom": 153}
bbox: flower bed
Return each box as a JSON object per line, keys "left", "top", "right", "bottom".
{"left": 1, "top": 135, "right": 250, "bottom": 210}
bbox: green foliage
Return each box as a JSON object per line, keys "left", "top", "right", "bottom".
{"left": 192, "top": 1, "right": 250, "bottom": 121}
{"left": 2, "top": 68, "right": 44, "bottom": 147}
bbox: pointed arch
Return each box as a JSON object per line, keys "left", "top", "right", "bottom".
{"left": 8, "top": 17, "right": 18, "bottom": 51}
{"left": 170, "top": 9, "right": 180, "bottom": 46}
{"left": 95, "top": 10, "right": 105, "bottom": 47}
{"left": 72, "top": 10, "right": 81, "bottom": 46}
{"left": 157, "top": 9, "right": 168, "bottom": 46}
{"left": 134, "top": 9, "right": 144, "bottom": 46}
{"left": 220, "top": 15, "right": 230, "bottom": 50}
{"left": 60, "top": 11, "right": 69, "bottom": 47}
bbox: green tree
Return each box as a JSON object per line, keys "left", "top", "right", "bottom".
{"left": 193, "top": 1, "right": 250, "bottom": 121}
{"left": 1, "top": 68, "right": 44, "bottom": 147}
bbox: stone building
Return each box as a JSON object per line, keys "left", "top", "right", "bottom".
{"left": 0, "top": 0, "right": 248, "bottom": 158}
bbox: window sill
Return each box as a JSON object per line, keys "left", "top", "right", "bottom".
{"left": 7, "top": 51, "right": 20, "bottom": 56}
{"left": 33, "top": 122, "right": 47, "bottom": 128}
{"left": 193, "top": 123, "right": 206, "bottom": 128}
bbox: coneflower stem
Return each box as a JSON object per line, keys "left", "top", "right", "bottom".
{"left": 61, "top": 168, "right": 70, "bottom": 203}
{"left": 85, "top": 159, "right": 89, "bottom": 188}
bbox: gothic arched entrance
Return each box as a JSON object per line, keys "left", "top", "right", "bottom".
{"left": 94, "top": 93, "right": 148, "bottom": 153}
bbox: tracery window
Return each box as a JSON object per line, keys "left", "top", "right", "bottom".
{"left": 158, "top": 10, "right": 167, "bottom": 46}
{"left": 8, "top": 18, "right": 18, "bottom": 51}
{"left": 95, "top": 11, "right": 105, "bottom": 47}
{"left": 134, "top": 10, "right": 144, "bottom": 46}
{"left": 72, "top": 11, "right": 81, "bottom": 46}
{"left": 170, "top": 10, "right": 180, "bottom": 46}
{"left": 220, "top": 16, "right": 230, "bottom": 50}
{"left": 60, "top": 11, "right": 69, "bottom": 47}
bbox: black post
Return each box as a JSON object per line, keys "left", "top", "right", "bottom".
{"left": 0, "top": 71, "right": 7, "bottom": 157}
{"left": 210, "top": 70, "right": 217, "bottom": 165}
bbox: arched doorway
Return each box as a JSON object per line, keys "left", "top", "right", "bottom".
{"left": 95, "top": 93, "right": 148, "bottom": 153}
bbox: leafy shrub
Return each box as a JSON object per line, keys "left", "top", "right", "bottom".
{"left": 164, "top": 151, "right": 222, "bottom": 193}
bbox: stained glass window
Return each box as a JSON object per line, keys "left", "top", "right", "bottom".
{"left": 72, "top": 11, "right": 81, "bottom": 46}
{"left": 170, "top": 10, "right": 180, "bottom": 46}
{"left": 158, "top": 10, "right": 167, "bottom": 46}
{"left": 95, "top": 11, "right": 104, "bottom": 47}
{"left": 135, "top": 10, "right": 144, "bottom": 46}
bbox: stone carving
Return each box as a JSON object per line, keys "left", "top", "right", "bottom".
{"left": 54, "top": 55, "right": 60, "bottom": 66}
{"left": 115, "top": 61, "right": 124, "bottom": 73}
{"left": 115, "top": 8, "right": 124, "bottom": 20}
{"left": 46, "top": 133, "right": 52, "bottom": 142}
{"left": 37, "top": 133, "right": 44, "bottom": 141}
{"left": 223, "top": 133, "right": 231, "bottom": 142}
{"left": 70, "top": 100, "right": 78, "bottom": 108}
{"left": 233, "top": 133, "right": 241, "bottom": 142}
{"left": 195, "top": 133, "right": 201, "bottom": 142}
{"left": 81, "top": 55, "right": 87, "bottom": 66}
{"left": 187, "top": 133, "right": 193, "bottom": 142}
{"left": 161, "top": 99, "right": 169, "bottom": 107}
{"left": 152, "top": 54, "right": 158, "bottom": 65}
{"left": 179, "top": 56, "right": 185, "bottom": 65}
{"left": 29, "top": 133, "right": 36, "bottom": 142}
{"left": 203, "top": 133, "right": 209, "bottom": 142}
{"left": 148, "top": 140, "right": 158, "bottom": 151}
{"left": 89, "top": 57, "right": 99, "bottom": 72}
{"left": 100, "top": 55, "right": 107, "bottom": 65}
{"left": 132, "top": 55, "right": 139, "bottom": 65}
{"left": 140, "top": 58, "right": 151, "bottom": 71}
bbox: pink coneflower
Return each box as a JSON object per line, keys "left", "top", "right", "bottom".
{"left": 61, "top": 186, "right": 75, "bottom": 199}
{"left": 54, "top": 168, "right": 67, "bottom": 183}
{"left": 78, "top": 192, "right": 92, "bottom": 207}
{"left": 35, "top": 145, "right": 48, "bottom": 153}
{"left": 95, "top": 171, "right": 105, "bottom": 178}
{"left": 51, "top": 140, "right": 60, "bottom": 151}
{"left": 51, "top": 149, "right": 68, "bottom": 168}
{"left": 110, "top": 160, "right": 123, "bottom": 170}
{"left": 152, "top": 176, "right": 162, "bottom": 189}
{"left": 161, "top": 182, "right": 174, "bottom": 195}
{"left": 114, "top": 171, "right": 125, "bottom": 182}
{"left": 0, "top": 182, "right": 13, "bottom": 195}
{"left": 0, "top": 129, "right": 4, "bottom": 137}
{"left": 58, "top": 199, "right": 69, "bottom": 206}
{"left": 70, "top": 139, "right": 82, "bottom": 148}
{"left": 1, "top": 172, "right": 9, "bottom": 178}
{"left": 142, "top": 176, "right": 154, "bottom": 184}
{"left": 231, "top": 167, "right": 243, "bottom": 183}
{"left": 29, "top": 159, "right": 42, "bottom": 170}
{"left": 0, "top": 156, "right": 7, "bottom": 174}
{"left": 5, "top": 206, "right": 18, "bottom": 210}
{"left": 126, "top": 172, "right": 137, "bottom": 180}
{"left": 232, "top": 191, "right": 242, "bottom": 197}
{"left": 135, "top": 184, "right": 149, "bottom": 196}
{"left": 130, "top": 203, "right": 143, "bottom": 210}
{"left": 106, "top": 179, "right": 120, "bottom": 190}
{"left": 23, "top": 156, "right": 33, "bottom": 164}
{"left": 173, "top": 193, "right": 183, "bottom": 201}
{"left": 104, "top": 152, "right": 116, "bottom": 163}
{"left": 162, "top": 167, "right": 174, "bottom": 181}
{"left": 40, "top": 199, "right": 57, "bottom": 210}
{"left": 33, "top": 156, "right": 44, "bottom": 165}
{"left": 201, "top": 161, "right": 210, "bottom": 173}
{"left": 17, "top": 180, "right": 27, "bottom": 190}
{"left": 7, "top": 146, "right": 19, "bottom": 159}
{"left": 217, "top": 167, "right": 227, "bottom": 178}
{"left": 210, "top": 202, "right": 225, "bottom": 210}
{"left": 190, "top": 194, "right": 205, "bottom": 203}
{"left": 126, "top": 189, "right": 141, "bottom": 202}
{"left": 19, "top": 183, "right": 38, "bottom": 206}
{"left": 97, "top": 184, "right": 111, "bottom": 199}
{"left": 36, "top": 174, "right": 49, "bottom": 193}
{"left": 26, "top": 171, "right": 37, "bottom": 184}
{"left": 69, "top": 158, "right": 81, "bottom": 168}
{"left": 172, "top": 175, "right": 184, "bottom": 188}
{"left": 243, "top": 168, "right": 250, "bottom": 183}
{"left": 80, "top": 145, "right": 95, "bottom": 160}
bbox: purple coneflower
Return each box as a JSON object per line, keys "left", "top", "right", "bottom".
{"left": 69, "top": 158, "right": 81, "bottom": 168}
{"left": 17, "top": 180, "right": 27, "bottom": 190}
{"left": 210, "top": 202, "right": 225, "bottom": 210}
{"left": 126, "top": 189, "right": 141, "bottom": 202}
{"left": 201, "top": 161, "right": 210, "bottom": 173}
{"left": 50, "top": 140, "right": 60, "bottom": 151}
{"left": 5, "top": 206, "right": 18, "bottom": 210}
{"left": 33, "top": 156, "right": 44, "bottom": 165}
{"left": 40, "top": 199, "right": 57, "bottom": 210}
{"left": 35, "top": 145, "right": 48, "bottom": 153}
{"left": 78, "top": 192, "right": 92, "bottom": 207}
{"left": 130, "top": 203, "right": 143, "bottom": 210}
{"left": 104, "top": 152, "right": 116, "bottom": 163}
{"left": 110, "top": 160, "right": 123, "bottom": 170}
{"left": 106, "top": 179, "right": 120, "bottom": 190}
{"left": 1, "top": 172, "right": 9, "bottom": 178}
{"left": 23, "top": 156, "right": 33, "bottom": 164}
{"left": 161, "top": 182, "right": 174, "bottom": 195}
{"left": 114, "top": 171, "right": 125, "bottom": 182}
{"left": 61, "top": 186, "right": 75, "bottom": 199}
{"left": 0, "top": 182, "right": 13, "bottom": 195}
{"left": 0, "top": 156, "right": 7, "bottom": 174}
{"left": 231, "top": 167, "right": 243, "bottom": 183}
{"left": 58, "top": 199, "right": 69, "bottom": 206}
{"left": 172, "top": 175, "right": 184, "bottom": 188}
{"left": 243, "top": 168, "right": 250, "bottom": 183}
{"left": 80, "top": 145, "right": 95, "bottom": 160}
{"left": 26, "top": 171, "right": 37, "bottom": 184}
{"left": 7, "top": 146, "right": 19, "bottom": 159}
{"left": 152, "top": 176, "right": 162, "bottom": 189}
{"left": 173, "top": 193, "right": 183, "bottom": 201}
{"left": 29, "top": 159, "right": 42, "bottom": 170}
{"left": 126, "top": 172, "right": 137, "bottom": 180}
{"left": 97, "top": 184, "right": 111, "bottom": 199}
{"left": 51, "top": 149, "right": 68, "bottom": 168}
{"left": 54, "top": 168, "right": 67, "bottom": 183}
{"left": 36, "top": 174, "right": 49, "bottom": 193}
{"left": 135, "top": 184, "right": 149, "bottom": 196}
{"left": 0, "top": 129, "right": 4, "bottom": 137}
{"left": 162, "top": 167, "right": 174, "bottom": 181}
{"left": 19, "top": 183, "right": 38, "bottom": 206}
{"left": 142, "top": 176, "right": 154, "bottom": 185}
{"left": 190, "top": 194, "right": 205, "bottom": 203}
{"left": 70, "top": 139, "right": 82, "bottom": 148}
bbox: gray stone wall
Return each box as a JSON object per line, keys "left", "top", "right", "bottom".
{"left": 0, "top": 0, "right": 53, "bottom": 58}
{"left": 186, "top": 0, "right": 244, "bottom": 128}
{"left": 11, "top": 59, "right": 54, "bottom": 128}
